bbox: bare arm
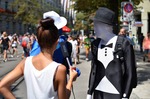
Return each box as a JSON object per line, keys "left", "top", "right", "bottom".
{"left": 17, "top": 38, "right": 20, "bottom": 45}
{"left": 56, "top": 65, "right": 77, "bottom": 99}
{"left": 0, "top": 59, "right": 25, "bottom": 98}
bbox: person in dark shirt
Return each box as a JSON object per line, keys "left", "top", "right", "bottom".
{"left": 0, "top": 31, "right": 11, "bottom": 62}
{"left": 137, "top": 32, "right": 144, "bottom": 53}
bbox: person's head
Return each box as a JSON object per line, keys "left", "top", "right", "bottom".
{"left": 72, "top": 35, "right": 77, "bottom": 41}
{"left": 24, "top": 33, "right": 28, "bottom": 37}
{"left": 13, "top": 35, "right": 17, "bottom": 40}
{"left": 3, "top": 31, "right": 7, "bottom": 37}
{"left": 119, "top": 28, "right": 126, "bottom": 36}
{"left": 37, "top": 17, "right": 59, "bottom": 53}
{"left": 93, "top": 7, "right": 115, "bottom": 40}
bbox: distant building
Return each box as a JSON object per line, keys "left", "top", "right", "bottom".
{"left": 0, "top": 0, "right": 31, "bottom": 34}
{"left": 132, "top": 0, "right": 150, "bottom": 36}
{"left": 0, "top": 0, "right": 65, "bottom": 34}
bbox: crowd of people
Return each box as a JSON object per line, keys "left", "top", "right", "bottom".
{"left": 0, "top": 7, "right": 149, "bottom": 99}
{"left": 3, "top": 27, "right": 148, "bottom": 64}
{"left": 0, "top": 31, "right": 37, "bottom": 62}
{"left": 0, "top": 29, "right": 95, "bottom": 65}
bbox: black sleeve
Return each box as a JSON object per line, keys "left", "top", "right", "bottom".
{"left": 122, "top": 39, "right": 137, "bottom": 98}
{"left": 87, "top": 39, "right": 100, "bottom": 95}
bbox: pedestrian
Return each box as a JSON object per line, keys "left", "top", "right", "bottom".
{"left": 83, "top": 34, "right": 91, "bottom": 61}
{"left": 57, "top": 34, "right": 73, "bottom": 73}
{"left": 0, "top": 16, "right": 78, "bottom": 99}
{"left": 11, "top": 35, "right": 20, "bottom": 57}
{"left": 131, "top": 34, "right": 138, "bottom": 50}
{"left": 119, "top": 28, "right": 133, "bottom": 45}
{"left": 0, "top": 31, "right": 11, "bottom": 62}
{"left": 7, "top": 34, "right": 12, "bottom": 54}
{"left": 77, "top": 34, "right": 81, "bottom": 64}
{"left": 137, "top": 32, "right": 144, "bottom": 52}
{"left": 87, "top": 7, "right": 137, "bottom": 99}
{"left": 143, "top": 32, "right": 150, "bottom": 62}
{"left": 0, "top": 31, "right": 4, "bottom": 54}
{"left": 69, "top": 35, "right": 78, "bottom": 66}
{"left": 21, "top": 33, "right": 30, "bottom": 58}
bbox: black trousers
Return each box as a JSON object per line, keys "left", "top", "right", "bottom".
{"left": 93, "top": 90, "right": 121, "bottom": 99}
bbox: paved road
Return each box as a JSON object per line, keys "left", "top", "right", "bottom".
{"left": 0, "top": 46, "right": 150, "bottom": 99}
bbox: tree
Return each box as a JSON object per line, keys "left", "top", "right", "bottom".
{"left": 72, "top": 0, "right": 143, "bottom": 33}
{"left": 73, "top": 0, "right": 143, "bottom": 13}
{"left": 11, "top": 0, "right": 59, "bottom": 26}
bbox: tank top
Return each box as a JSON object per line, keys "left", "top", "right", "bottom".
{"left": 24, "top": 56, "right": 60, "bottom": 99}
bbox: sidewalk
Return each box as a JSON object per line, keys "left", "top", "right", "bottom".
{"left": 130, "top": 50, "right": 150, "bottom": 99}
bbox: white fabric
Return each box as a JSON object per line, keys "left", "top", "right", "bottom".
{"left": 43, "top": 11, "right": 67, "bottom": 29}
{"left": 97, "top": 36, "right": 117, "bottom": 68}
{"left": 95, "top": 76, "right": 119, "bottom": 94}
{"left": 86, "top": 94, "right": 92, "bottom": 99}
{"left": 24, "top": 56, "right": 60, "bottom": 99}
{"left": 96, "top": 36, "right": 120, "bottom": 94}
{"left": 70, "top": 40, "right": 78, "bottom": 58}
{"left": 12, "top": 41, "right": 17, "bottom": 47}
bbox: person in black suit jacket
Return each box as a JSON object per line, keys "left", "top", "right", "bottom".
{"left": 86, "top": 7, "right": 137, "bottom": 99}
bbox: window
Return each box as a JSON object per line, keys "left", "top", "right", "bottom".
{"left": 6, "top": 21, "right": 9, "bottom": 29}
{"left": 19, "top": 23, "right": 22, "bottom": 33}
{"left": 5, "top": 1, "right": 8, "bottom": 10}
{"left": 13, "top": 22, "right": 16, "bottom": 33}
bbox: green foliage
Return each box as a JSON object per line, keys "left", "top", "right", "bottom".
{"left": 73, "top": 0, "right": 143, "bottom": 13}
{"left": 72, "top": 0, "right": 143, "bottom": 31}
{"left": 11, "top": 0, "right": 58, "bottom": 25}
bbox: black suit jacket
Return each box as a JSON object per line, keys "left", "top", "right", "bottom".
{"left": 87, "top": 36, "right": 137, "bottom": 98}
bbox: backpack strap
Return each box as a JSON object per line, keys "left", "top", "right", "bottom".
{"left": 115, "top": 35, "right": 124, "bottom": 51}
{"left": 115, "top": 35, "right": 125, "bottom": 61}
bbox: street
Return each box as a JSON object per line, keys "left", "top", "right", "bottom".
{"left": 0, "top": 45, "right": 150, "bottom": 99}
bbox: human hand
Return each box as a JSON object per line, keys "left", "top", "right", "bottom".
{"left": 69, "top": 66, "right": 78, "bottom": 82}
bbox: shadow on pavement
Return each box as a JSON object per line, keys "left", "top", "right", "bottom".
{"left": 135, "top": 51, "right": 150, "bottom": 85}
{"left": 137, "top": 64, "right": 150, "bottom": 84}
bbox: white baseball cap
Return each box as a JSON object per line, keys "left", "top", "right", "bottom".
{"left": 43, "top": 11, "right": 67, "bottom": 29}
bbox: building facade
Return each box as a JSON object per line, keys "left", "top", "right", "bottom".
{"left": 132, "top": 0, "right": 150, "bottom": 36}
{"left": 0, "top": 0, "right": 65, "bottom": 34}
{"left": 0, "top": 0, "right": 30, "bottom": 35}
